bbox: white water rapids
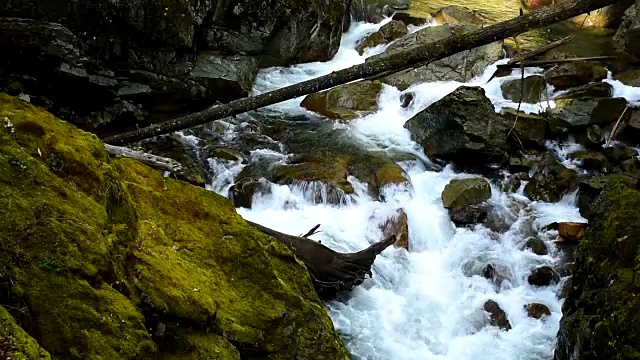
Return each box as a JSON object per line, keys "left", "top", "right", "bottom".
{"left": 201, "top": 17, "right": 640, "bottom": 360}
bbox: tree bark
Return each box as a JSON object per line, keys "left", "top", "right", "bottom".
{"left": 103, "top": 144, "right": 183, "bottom": 173}
{"left": 245, "top": 220, "right": 396, "bottom": 301}
{"left": 101, "top": 0, "right": 621, "bottom": 146}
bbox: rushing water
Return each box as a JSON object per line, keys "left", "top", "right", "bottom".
{"left": 203, "top": 16, "right": 639, "bottom": 360}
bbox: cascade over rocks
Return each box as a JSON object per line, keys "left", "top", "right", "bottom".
{"left": 524, "top": 154, "right": 579, "bottom": 203}
{"left": 404, "top": 86, "right": 510, "bottom": 166}
{"left": 367, "top": 24, "right": 503, "bottom": 90}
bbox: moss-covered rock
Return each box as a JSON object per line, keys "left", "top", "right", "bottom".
{"left": 554, "top": 180, "right": 640, "bottom": 360}
{"left": 0, "top": 306, "right": 51, "bottom": 359}
{"left": 500, "top": 107, "right": 548, "bottom": 148}
{"left": 441, "top": 177, "right": 491, "bottom": 210}
{"left": 300, "top": 80, "right": 383, "bottom": 121}
{"left": 0, "top": 94, "right": 349, "bottom": 359}
{"left": 356, "top": 20, "right": 408, "bottom": 54}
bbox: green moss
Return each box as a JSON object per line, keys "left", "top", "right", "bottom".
{"left": 0, "top": 93, "right": 349, "bottom": 359}
{"left": 0, "top": 306, "right": 50, "bottom": 359}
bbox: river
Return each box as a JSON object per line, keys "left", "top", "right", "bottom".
{"left": 204, "top": 14, "right": 637, "bottom": 360}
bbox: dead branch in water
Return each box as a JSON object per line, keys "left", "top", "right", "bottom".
{"left": 246, "top": 219, "right": 395, "bottom": 300}
{"left": 101, "top": 0, "right": 622, "bottom": 146}
{"left": 103, "top": 144, "right": 183, "bottom": 173}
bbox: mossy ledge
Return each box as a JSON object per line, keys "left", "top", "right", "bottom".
{"left": 0, "top": 93, "right": 349, "bottom": 359}
{"left": 555, "top": 175, "right": 640, "bottom": 360}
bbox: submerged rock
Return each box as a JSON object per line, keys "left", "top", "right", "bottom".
{"left": 300, "top": 80, "right": 383, "bottom": 121}
{"left": 369, "top": 25, "right": 503, "bottom": 90}
{"left": 404, "top": 86, "right": 510, "bottom": 165}
{"left": 356, "top": 20, "right": 408, "bottom": 54}
{"left": 483, "top": 300, "right": 512, "bottom": 331}
{"left": 0, "top": 94, "right": 350, "bottom": 359}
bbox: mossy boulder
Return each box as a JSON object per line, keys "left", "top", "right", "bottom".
{"left": 500, "top": 75, "right": 547, "bottom": 104}
{"left": 442, "top": 177, "right": 491, "bottom": 210}
{"left": 568, "top": 150, "right": 609, "bottom": 172}
{"left": 543, "top": 63, "right": 608, "bottom": 90}
{"left": 0, "top": 306, "right": 51, "bottom": 359}
{"left": 549, "top": 97, "right": 628, "bottom": 133}
{"left": 554, "top": 181, "right": 640, "bottom": 360}
{"left": 368, "top": 24, "right": 503, "bottom": 90}
{"left": 300, "top": 80, "right": 383, "bottom": 121}
{"left": 356, "top": 20, "right": 408, "bottom": 54}
{"left": 0, "top": 94, "right": 349, "bottom": 359}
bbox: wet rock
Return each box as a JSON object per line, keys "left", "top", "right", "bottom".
{"left": 483, "top": 300, "right": 512, "bottom": 331}
{"left": 356, "top": 20, "right": 408, "bottom": 54}
{"left": 523, "top": 154, "right": 578, "bottom": 203}
{"left": 586, "top": 125, "right": 605, "bottom": 148}
{"left": 228, "top": 178, "right": 271, "bottom": 209}
{"left": 603, "top": 146, "right": 639, "bottom": 165}
{"left": 570, "top": 1, "right": 634, "bottom": 28}
{"left": 393, "top": 13, "right": 433, "bottom": 27}
{"left": 548, "top": 97, "right": 628, "bottom": 133}
{"left": 370, "top": 25, "right": 502, "bottom": 90}
{"left": 135, "top": 134, "right": 208, "bottom": 186}
{"left": 442, "top": 178, "right": 492, "bottom": 210}
{"left": 525, "top": 237, "right": 548, "bottom": 256}
{"left": 500, "top": 108, "right": 548, "bottom": 148}
{"left": 525, "top": 303, "right": 551, "bottom": 319}
{"left": 508, "top": 156, "right": 537, "bottom": 173}
{"left": 450, "top": 205, "right": 488, "bottom": 226}
{"left": 554, "top": 82, "right": 614, "bottom": 100}
{"left": 528, "top": 266, "right": 560, "bottom": 286}
{"left": 543, "top": 63, "right": 607, "bottom": 90}
{"left": 404, "top": 86, "right": 510, "bottom": 165}
{"left": 613, "top": 69, "right": 640, "bottom": 87}
{"left": 500, "top": 75, "right": 547, "bottom": 104}
{"left": 567, "top": 150, "right": 609, "bottom": 172}
{"left": 433, "top": 5, "right": 489, "bottom": 26}
{"left": 380, "top": 209, "right": 410, "bottom": 249}
{"left": 558, "top": 222, "right": 587, "bottom": 242}
{"left": 191, "top": 54, "right": 258, "bottom": 100}
{"left": 614, "top": 1, "right": 640, "bottom": 58}
{"left": 400, "top": 92, "right": 415, "bottom": 108}
{"left": 300, "top": 80, "right": 383, "bottom": 121}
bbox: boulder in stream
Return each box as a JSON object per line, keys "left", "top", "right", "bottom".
{"left": 525, "top": 303, "right": 551, "bottom": 319}
{"left": 300, "top": 80, "right": 383, "bottom": 121}
{"left": 543, "top": 63, "right": 608, "bottom": 90}
{"left": 523, "top": 154, "right": 578, "bottom": 203}
{"left": 500, "top": 108, "right": 548, "bottom": 148}
{"left": 500, "top": 75, "right": 547, "bottom": 104}
{"left": 380, "top": 209, "right": 410, "bottom": 249}
{"left": 368, "top": 25, "right": 503, "bottom": 90}
{"left": 548, "top": 97, "right": 628, "bottom": 134}
{"left": 528, "top": 266, "right": 560, "bottom": 286}
{"left": 524, "top": 237, "right": 549, "bottom": 256}
{"left": 553, "top": 82, "right": 613, "bottom": 100}
{"left": 356, "top": 20, "right": 408, "bottom": 54}
{"left": 433, "top": 5, "right": 489, "bottom": 26}
{"left": 404, "top": 86, "right": 510, "bottom": 165}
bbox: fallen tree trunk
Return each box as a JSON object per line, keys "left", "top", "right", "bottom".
{"left": 496, "top": 55, "right": 617, "bottom": 70}
{"left": 101, "top": 0, "right": 620, "bottom": 146}
{"left": 104, "top": 144, "right": 183, "bottom": 173}
{"left": 246, "top": 220, "right": 396, "bottom": 301}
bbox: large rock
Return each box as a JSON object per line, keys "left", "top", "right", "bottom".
{"left": 368, "top": 25, "right": 503, "bottom": 90}
{"left": 554, "top": 82, "right": 614, "bottom": 100}
{"left": 356, "top": 20, "right": 408, "bottom": 54}
{"left": 524, "top": 154, "right": 578, "bottom": 203}
{"left": 300, "top": 80, "right": 383, "bottom": 121}
{"left": 548, "top": 97, "right": 628, "bottom": 133}
{"left": 500, "top": 108, "right": 548, "bottom": 148}
{"left": 614, "top": 1, "right": 640, "bottom": 58}
{"left": 0, "top": 94, "right": 349, "bottom": 359}
{"left": 404, "top": 86, "right": 510, "bottom": 165}
{"left": 543, "top": 63, "right": 607, "bottom": 90}
{"left": 554, "top": 178, "right": 640, "bottom": 360}
{"left": 483, "top": 300, "right": 512, "bottom": 331}
{"left": 528, "top": 266, "right": 560, "bottom": 286}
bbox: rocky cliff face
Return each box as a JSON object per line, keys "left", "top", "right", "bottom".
{"left": 0, "top": 0, "right": 350, "bottom": 134}
{"left": 0, "top": 94, "right": 349, "bottom": 359}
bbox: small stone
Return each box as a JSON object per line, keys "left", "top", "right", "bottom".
{"left": 525, "top": 303, "right": 551, "bottom": 319}
{"left": 400, "top": 92, "right": 414, "bottom": 108}
{"left": 483, "top": 300, "right": 512, "bottom": 330}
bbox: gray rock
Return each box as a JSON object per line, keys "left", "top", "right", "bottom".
{"left": 549, "top": 97, "right": 628, "bottom": 132}
{"left": 614, "top": 1, "right": 640, "bottom": 58}
{"left": 404, "top": 86, "right": 510, "bottom": 164}
{"left": 500, "top": 75, "right": 547, "bottom": 104}
{"left": 369, "top": 24, "right": 503, "bottom": 90}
